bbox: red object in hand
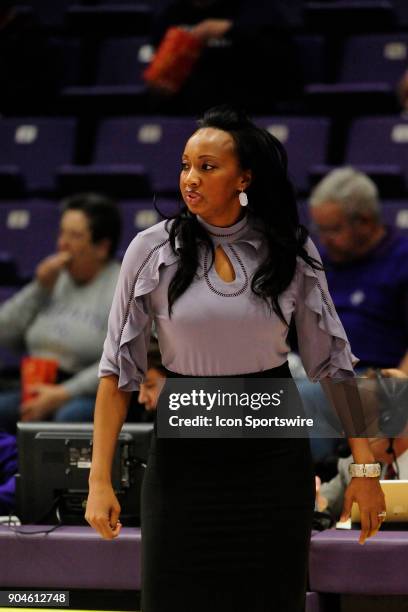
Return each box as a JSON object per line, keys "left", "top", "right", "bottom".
{"left": 143, "top": 27, "right": 203, "bottom": 93}
{"left": 21, "top": 357, "right": 58, "bottom": 403}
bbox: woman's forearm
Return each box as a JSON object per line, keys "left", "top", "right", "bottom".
{"left": 89, "top": 375, "right": 131, "bottom": 486}
{"left": 348, "top": 438, "right": 376, "bottom": 463}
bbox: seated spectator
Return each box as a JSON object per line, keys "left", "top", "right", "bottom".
{"left": 137, "top": 343, "right": 166, "bottom": 419}
{"left": 0, "top": 193, "right": 121, "bottom": 432}
{"left": 0, "top": 431, "right": 17, "bottom": 515}
{"left": 149, "top": 0, "right": 303, "bottom": 114}
{"left": 309, "top": 167, "right": 408, "bottom": 370}
{"left": 300, "top": 168, "right": 408, "bottom": 462}
{"left": 315, "top": 368, "right": 408, "bottom": 522}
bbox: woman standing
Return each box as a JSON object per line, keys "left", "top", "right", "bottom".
{"left": 86, "top": 106, "right": 385, "bottom": 612}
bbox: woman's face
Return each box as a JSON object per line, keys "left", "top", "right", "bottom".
{"left": 57, "top": 210, "right": 109, "bottom": 282}
{"left": 180, "top": 127, "right": 251, "bottom": 225}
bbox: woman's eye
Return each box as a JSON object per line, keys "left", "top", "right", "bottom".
{"left": 202, "top": 163, "right": 215, "bottom": 170}
{"left": 181, "top": 162, "right": 189, "bottom": 171}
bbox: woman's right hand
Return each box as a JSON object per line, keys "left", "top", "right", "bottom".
{"left": 85, "top": 482, "right": 122, "bottom": 540}
{"left": 36, "top": 252, "right": 72, "bottom": 290}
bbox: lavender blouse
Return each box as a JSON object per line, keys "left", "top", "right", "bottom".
{"left": 99, "top": 214, "right": 358, "bottom": 391}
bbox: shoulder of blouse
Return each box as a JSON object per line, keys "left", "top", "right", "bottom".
{"left": 118, "top": 218, "right": 176, "bottom": 297}
{"left": 121, "top": 218, "right": 179, "bottom": 277}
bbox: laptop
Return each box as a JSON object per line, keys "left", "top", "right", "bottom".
{"left": 351, "top": 480, "right": 408, "bottom": 524}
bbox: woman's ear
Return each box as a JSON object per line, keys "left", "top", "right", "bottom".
{"left": 240, "top": 169, "right": 252, "bottom": 190}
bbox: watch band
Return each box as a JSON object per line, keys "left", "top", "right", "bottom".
{"left": 348, "top": 462, "right": 382, "bottom": 478}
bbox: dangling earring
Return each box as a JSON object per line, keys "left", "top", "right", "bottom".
{"left": 239, "top": 189, "right": 248, "bottom": 207}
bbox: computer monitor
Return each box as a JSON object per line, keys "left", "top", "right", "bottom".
{"left": 16, "top": 422, "right": 153, "bottom": 526}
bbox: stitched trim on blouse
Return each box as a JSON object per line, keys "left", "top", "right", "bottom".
{"left": 207, "top": 221, "right": 248, "bottom": 238}
{"left": 115, "top": 238, "right": 169, "bottom": 361}
{"left": 203, "top": 244, "right": 249, "bottom": 297}
{"left": 315, "top": 276, "right": 335, "bottom": 318}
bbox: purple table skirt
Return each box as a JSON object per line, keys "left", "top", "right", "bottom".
{"left": 0, "top": 525, "right": 141, "bottom": 590}
{"left": 309, "top": 529, "right": 408, "bottom": 595}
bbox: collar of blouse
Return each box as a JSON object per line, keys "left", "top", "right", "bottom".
{"left": 174, "top": 213, "right": 263, "bottom": 251}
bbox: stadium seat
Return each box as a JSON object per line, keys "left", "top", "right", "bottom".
{"left": 59, "top": 117, "right": 196, "bottom": 197}
{"left": 255, "top": 118, "right": 330, "bottom": 194}
{"left": 346, "top": 116, "right": 408, "bottom": 195}
{"left": 306, "top": 33, "right": 406, "bottom": 114}
{"left": 63, "top": 37, "right": 152, "bottom": 97}
{"left": 305, "top": 1, "right": 395, "bottom": 32}
{"left": 118, "top": 198, "right": 179, "bottom": 255}
{"left": 381, "top": 200, "right": 408, "bottom": 235}
{"left": 295, "top": 35, "right": 329, "bottom": 85}
{"left": 338, "top": 33, "right": 408, "bottom": 87}
{"left": 0, "top": 201, "right": 60, "bottom": 282}
{"left": 66, "top": 2, "right": 152, "bottom": 34}
{"left": 393, "top": 0, "right": 408, "bottom": 26}
{"left": 19, "top": 0, "right": 71, "bottom": 26}
{"left": 0, "top": 118, "right": 77, "bottom": 195}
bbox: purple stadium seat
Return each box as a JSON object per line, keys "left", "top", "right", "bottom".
{"left": 20, "top": 0, "right": 72, "bottom": 26}
{"left": 0, "top": 118, "right": 76, "bottom": 194}
{"left": 345, "top": 116, "right": 408, "bottom": 194}
{"left": 118, "top": 199, "right": 179, "bottom": 254}
{"left": 339, "top": 33, "right": 408, "bottom": 86}
{"left": 381, "top": 201, "right": 408, "bottom": 235}
{"left": 63, "top": 37, "right": 152, "bottom": 97}
{"left": 0, "top": 201, "right": 60, "bottom": 282}
{"left": 50, "top": 37, "right": 82, "bottom": 89}
{"left": 393, "top": 0, "right": 408, "bottom": 26}
{"left": 295, "top": 35, "right": 329, "bottom": 85}
{"left": 306, "top": 32, "right": 405, "bottom": 113}
{"left": 255, "top": 118, "right": 330, "bottom": 193}
{"left": 305, "top": 1, "right": 394, "bottom": 31}
{"left": 66, "top": 2, "right": 152, "bottom": 34}
{"left": 60, "top": 117, "right": 196, "bottom": 197}
{"left": 95, "top": 37, "right": 152, "bottom": 89}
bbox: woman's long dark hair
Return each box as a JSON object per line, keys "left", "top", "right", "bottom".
{"left": 161, "top": 105, "right": 322, "bottom": 322}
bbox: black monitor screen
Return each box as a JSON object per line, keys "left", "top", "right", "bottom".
{"left": 16, "top": 422, "right": 153, "bottom": 526}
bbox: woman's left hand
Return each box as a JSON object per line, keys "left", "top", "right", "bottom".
{"left": 340, "top": 478, "right": 386, "bottom": 544}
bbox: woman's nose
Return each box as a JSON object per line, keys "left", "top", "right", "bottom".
{"left": 185, "top": 168, "right": 200, "bottom": 187}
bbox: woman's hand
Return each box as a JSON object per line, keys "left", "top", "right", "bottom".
{"left": 190, "top": 19, "right": 233, "bottom": 43}
{"left": 36, "top": 252, "right": 72, "bottom": 290}
{"left": 340, "top": 478, "right": 386, "bottom": 544}
{"left": 20, "top": 384, "right": 70, "bottom": 421}
{"left": 85, "top": 482, "right": 122, "bottom": 540}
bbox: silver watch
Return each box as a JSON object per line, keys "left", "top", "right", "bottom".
{"left": 348, "top": 462, "right": 381, "bottom": 478}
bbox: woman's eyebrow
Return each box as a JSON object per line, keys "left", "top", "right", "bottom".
{"left": 198, "top": 154, "right": 218, "bottom": 159}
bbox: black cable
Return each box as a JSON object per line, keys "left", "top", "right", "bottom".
{"left": 3, "top": 495, "right": 64, "bottom": 535}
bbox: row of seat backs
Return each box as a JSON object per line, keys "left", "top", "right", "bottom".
{"left": 3, "top": 115, "right": 408, "bottom": 195}
{"left": 0, "top": 199, "right": 407, "bottom": 284}
{"left": 13, "top": 0, "right": 408, "bottom": 28}
{"left": 24, "top": 33, "right": 408, "bottom": 93}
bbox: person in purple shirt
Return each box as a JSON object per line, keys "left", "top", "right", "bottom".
{"left": 85, "top": 107, "right": 385, "bottom": 612}
{"left": 0, "top": 431, "right": 17, "bottom": 515}
{"left": 309, "top": 167, "right": 408, "bottom": 370}
{"left": 299, "top": 167, "right": 408, "bottom": 462}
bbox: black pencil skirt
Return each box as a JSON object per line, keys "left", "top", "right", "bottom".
{"left": 141, "top": 363, "right": 315, "bottom": 612}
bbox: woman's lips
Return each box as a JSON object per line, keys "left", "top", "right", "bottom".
{"left": 185, "top": 192, "right": 202, "bottom": 204}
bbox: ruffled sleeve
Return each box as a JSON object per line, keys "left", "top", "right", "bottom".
{"left": 98, "top": 227, "right": 178, "bottom": 391}
{"left": 294, "top": 237, "right": 359, "bottom": 382}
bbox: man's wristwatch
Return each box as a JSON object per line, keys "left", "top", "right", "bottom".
{"left": 348, "top": 462, "right": 382, "bottom": 478}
